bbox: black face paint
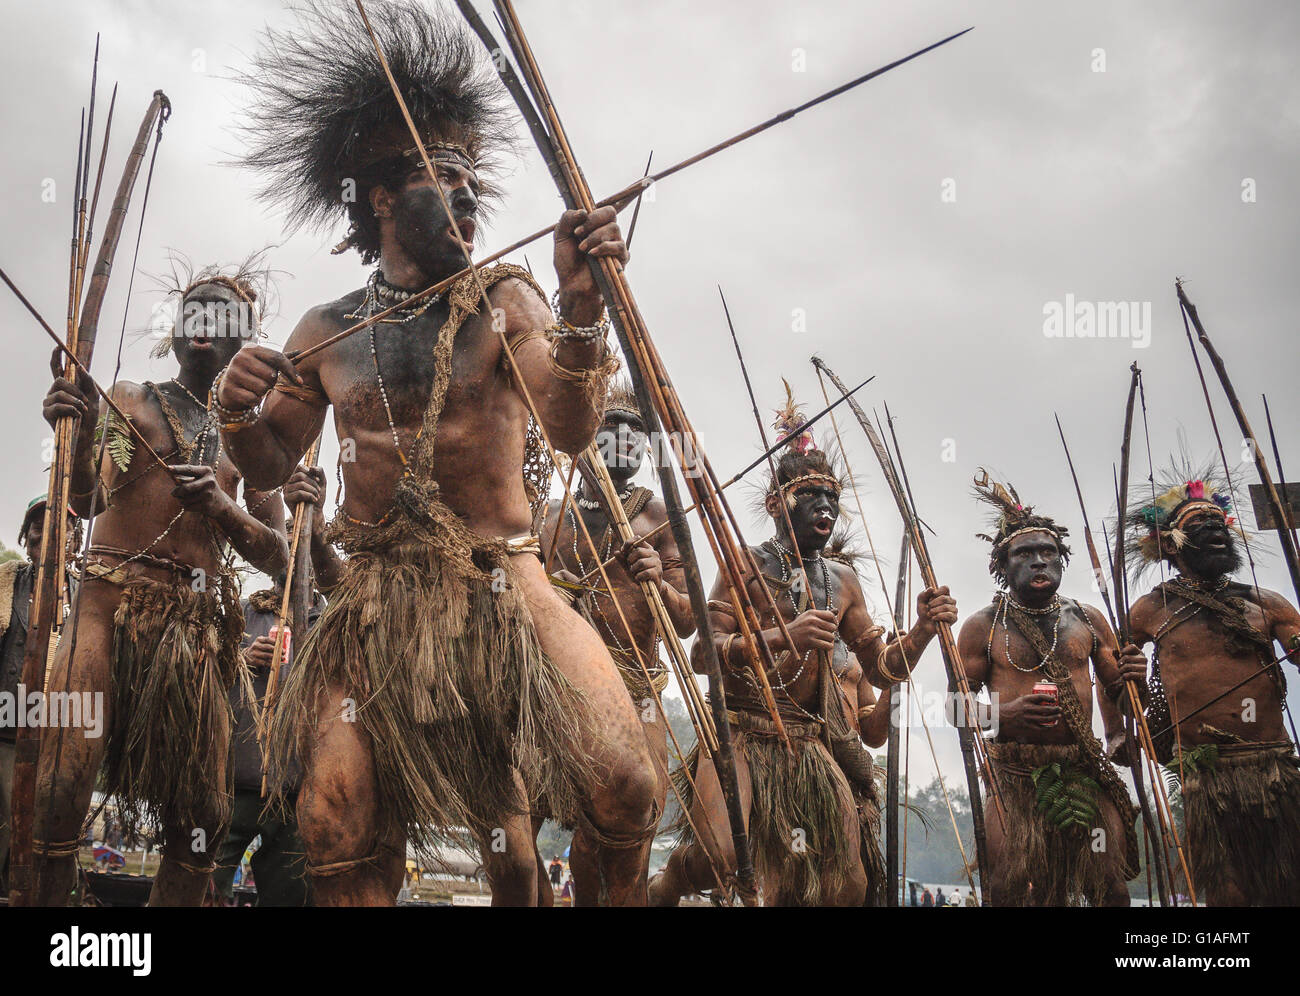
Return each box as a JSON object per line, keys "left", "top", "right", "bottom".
{"left": 781, "top": 485, "right": 839, "bottom": 555}
{"left": 171, "top": 285, "right": 255, "bottom": 376}
{"left": 1176, "top": 512, "right": 1242, "bottom": 580}
{"left": 391, "top": 168, "right": 480, "bottom": 280}
{"left": 1003, "top": 532, "right": 1063, "bottom": 604}
{"left": 595, "top": 413, "right": 647, "bottom": 483}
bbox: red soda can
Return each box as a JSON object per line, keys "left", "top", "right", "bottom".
{"left": 1032, "top": 681, "right": 1058, "bottom": 727}
{"left": 270, "top": 624, "right": 292, "bottom": 665}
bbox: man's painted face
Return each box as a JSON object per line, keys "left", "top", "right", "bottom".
{"left": 596, "top": 412, "right": 647, "bottom": 479}
{"left": 1003, "top": 531, "right": 1064, "bottom": 600}
{"left": 1175, "top": 510, "right": 1241, "bottom": 579}
{"left": 391, "top": 162, "right": 480, "bottom": 279}
{"left": 172, "top": 283, "right": 256, "bottom": 372}
{"left": 780, "top": 483, "right": 840, "bottom": 553}
{"left": 24, "top": 512, "right": 76, "bottom": 565}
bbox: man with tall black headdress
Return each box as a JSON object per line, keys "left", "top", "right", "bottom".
{"left": 221, "top": 2, "right": 658, "bottom": 905}
{"left": 1127, "top": 465, "right": 1300, "bottom": 905}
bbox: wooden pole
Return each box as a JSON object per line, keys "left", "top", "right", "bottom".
{"left": 260, "top": 437, "right": 321, "bottom": 797}
{"left": 1176, "top": 280, "right": 1300, "bottom": 604}
{"left": 885, "top": 532, "right": 909, "bottom": 907}
{"left": 813, "top": 357, "right": 998, "bottom": 903}
{"left": 1056, "top": 412, "right": 1174, "bottom": 906}
{"left": 1110, "top": 369, "right": 1197, "bottom": 905}
{"left": 9, "top": 88, "right": 170, "bottom": 906}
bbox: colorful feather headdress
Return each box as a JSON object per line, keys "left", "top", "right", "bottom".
{"left": 771, "top": 378, "right": 815, "bottom": 455}
{"left": 972, "top": 468, "right": 1070, "bottom": 585}
{"left": 1123, "top": 458, "right": 1244, "bottom": 577}
{"left": 762, "top": 380, "right": 847, "bottom": 508}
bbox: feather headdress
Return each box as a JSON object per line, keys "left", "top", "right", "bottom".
{"left": 1122, "top": 456, "right": 1245, "bottom": 580}
{"left": 603, "top": 378, "right": 640, "bottom": 421}
{"left": 972, "top": 468, "right": 1070, "bottom": 585}
{"left": 237, "top": 1, "right": 515, "bottom": 260}
{"left": 148, "top": 250, "right": 278, "bottom": 357}
{"left": 756, "top": 382, "right": 851, "bottom": 513}
{"left": 771, "top": 378, "right": 815, "bottom": 455}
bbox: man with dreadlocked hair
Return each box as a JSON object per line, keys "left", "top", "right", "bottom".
{"left": 1126, "top": 463, "right": 1300, "bottom": 905}
{"left": 650, "top": 383, "right": 956, "bottom": 906}
{"left": 537, "top": 379, "right": 694, "bottom": 903}
{"left": 956, "top": 471, "right": 1143, "bottom": 906}
{"left": 37, "top": 259, "right": 290, "bottom": 906}
{"left": 221, "top": 2, "right": 653, "bottom": 906}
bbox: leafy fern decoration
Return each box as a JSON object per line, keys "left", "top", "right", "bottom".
{"left": 95, "top": 410, "right": 135, "bottom": 473}
{"left": 1031, "top": 761, "right": 1100, "bottom": 832}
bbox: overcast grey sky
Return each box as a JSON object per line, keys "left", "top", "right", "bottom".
{"left": 2, "top": 0, "right": 1298, "bottom": 788}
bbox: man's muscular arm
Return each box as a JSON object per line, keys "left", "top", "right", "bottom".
{"left": 690, "top": 572, "right": 739, "bottom": 675}
{"left": 284, "top": 465, "right": 344, "bottom": 593}
{"left": 851, "top": 580, "right": 959, "bottom": 687}
{"left": 499, "top": 277, "right": 606, "bottom": 455}
{"left": 1263, "top": 589, "right": 1300, "bottom": 668}
{"left": 857, "top": 679, "right": 893, "bottom": 749}
{"left": 624, "top": 499, "right": 694, "bottom": 638}
{"left": 217, "top": 308, "right": 331, "bottom": 491}
{"left": 1082, "top": 603, "right": 1148, "bottom": 758}
{"left": 42, "top": 349, "right": 111, "bottom": 517}
{"left": 503, "top": 206, "right": 629, "bottom": 454}
{"left": 169, "top": 467, "right": 289, "bottom": 576}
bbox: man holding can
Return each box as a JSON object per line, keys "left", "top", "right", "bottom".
{"left": 956, "top": 471, "right": 1147, "bottom": 906}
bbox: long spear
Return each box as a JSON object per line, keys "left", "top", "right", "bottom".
{"left": 286, "top": 12, "right": 972, "bottom": 368}
{"left": 352, "top": 0, "right": 766, "bottom": 900}
{"left": 1176, "top": 280, "right": 1300, "bottom": 604}
{"left": 813, "top": 357, "right": 998, "bottom": 903}
{"left": 9, "top": 86, "right": 170, "bottom": 906}
{"left": 260, "top": 436, "right": 322, "bottom": 796}
{"left": 885, "top": 532, "right": 909, "bottom": 906}
{"left": 1111, "top": 367, "right": 1197, "bottom": 905}
{"left": 1055, "top": 412, "right": 1174, "bottom": 906}
{"left": 1262, "top": 394, "right": 1299, "bottom": 551}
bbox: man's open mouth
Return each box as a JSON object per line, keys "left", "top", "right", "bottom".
{"left": 448, "top": 217, "right": 476, "bottom": 252}
{"left": 813, "top": 512, "right": 834, "bottom": 535}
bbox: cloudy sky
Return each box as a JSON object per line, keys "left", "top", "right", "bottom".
{"left": 2, "top": 0, "right": 1298, "bottom": 791}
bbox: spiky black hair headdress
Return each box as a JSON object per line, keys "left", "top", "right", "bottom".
{"left": 1121, "top": 456, "right": 1246, "bottom": 582}
{"left": 238, "top": 1, "right": 515, "bottom": 261}
{"left": 972, "top": 468, "right": 1070, "bottom": 586}
{"left": 147, "top": 250, "right": 278, "bottom": 357}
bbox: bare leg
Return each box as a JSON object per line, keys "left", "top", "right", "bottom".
{"left": 648, "top": 742, "right": 751, "bottom": 906}
{"left": 529, "top": 813, "right": 554, "bottom": 907}
{"left": 296, "top": 683, "right": 396, "bottom": 906}
{"left": 149, "top": 722, "right": 231, "bottom": 907}
{"left": 476, "top": 770, "right": 540, "bottom": 907}
{"left": 572, "top": 708, "right": 668, "bottom": 906}
{"left": 511, "top": 553, "right": 658, "bottom": 906}
{"left": 32, "top": 585, "right": 116, "bottom": 906}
